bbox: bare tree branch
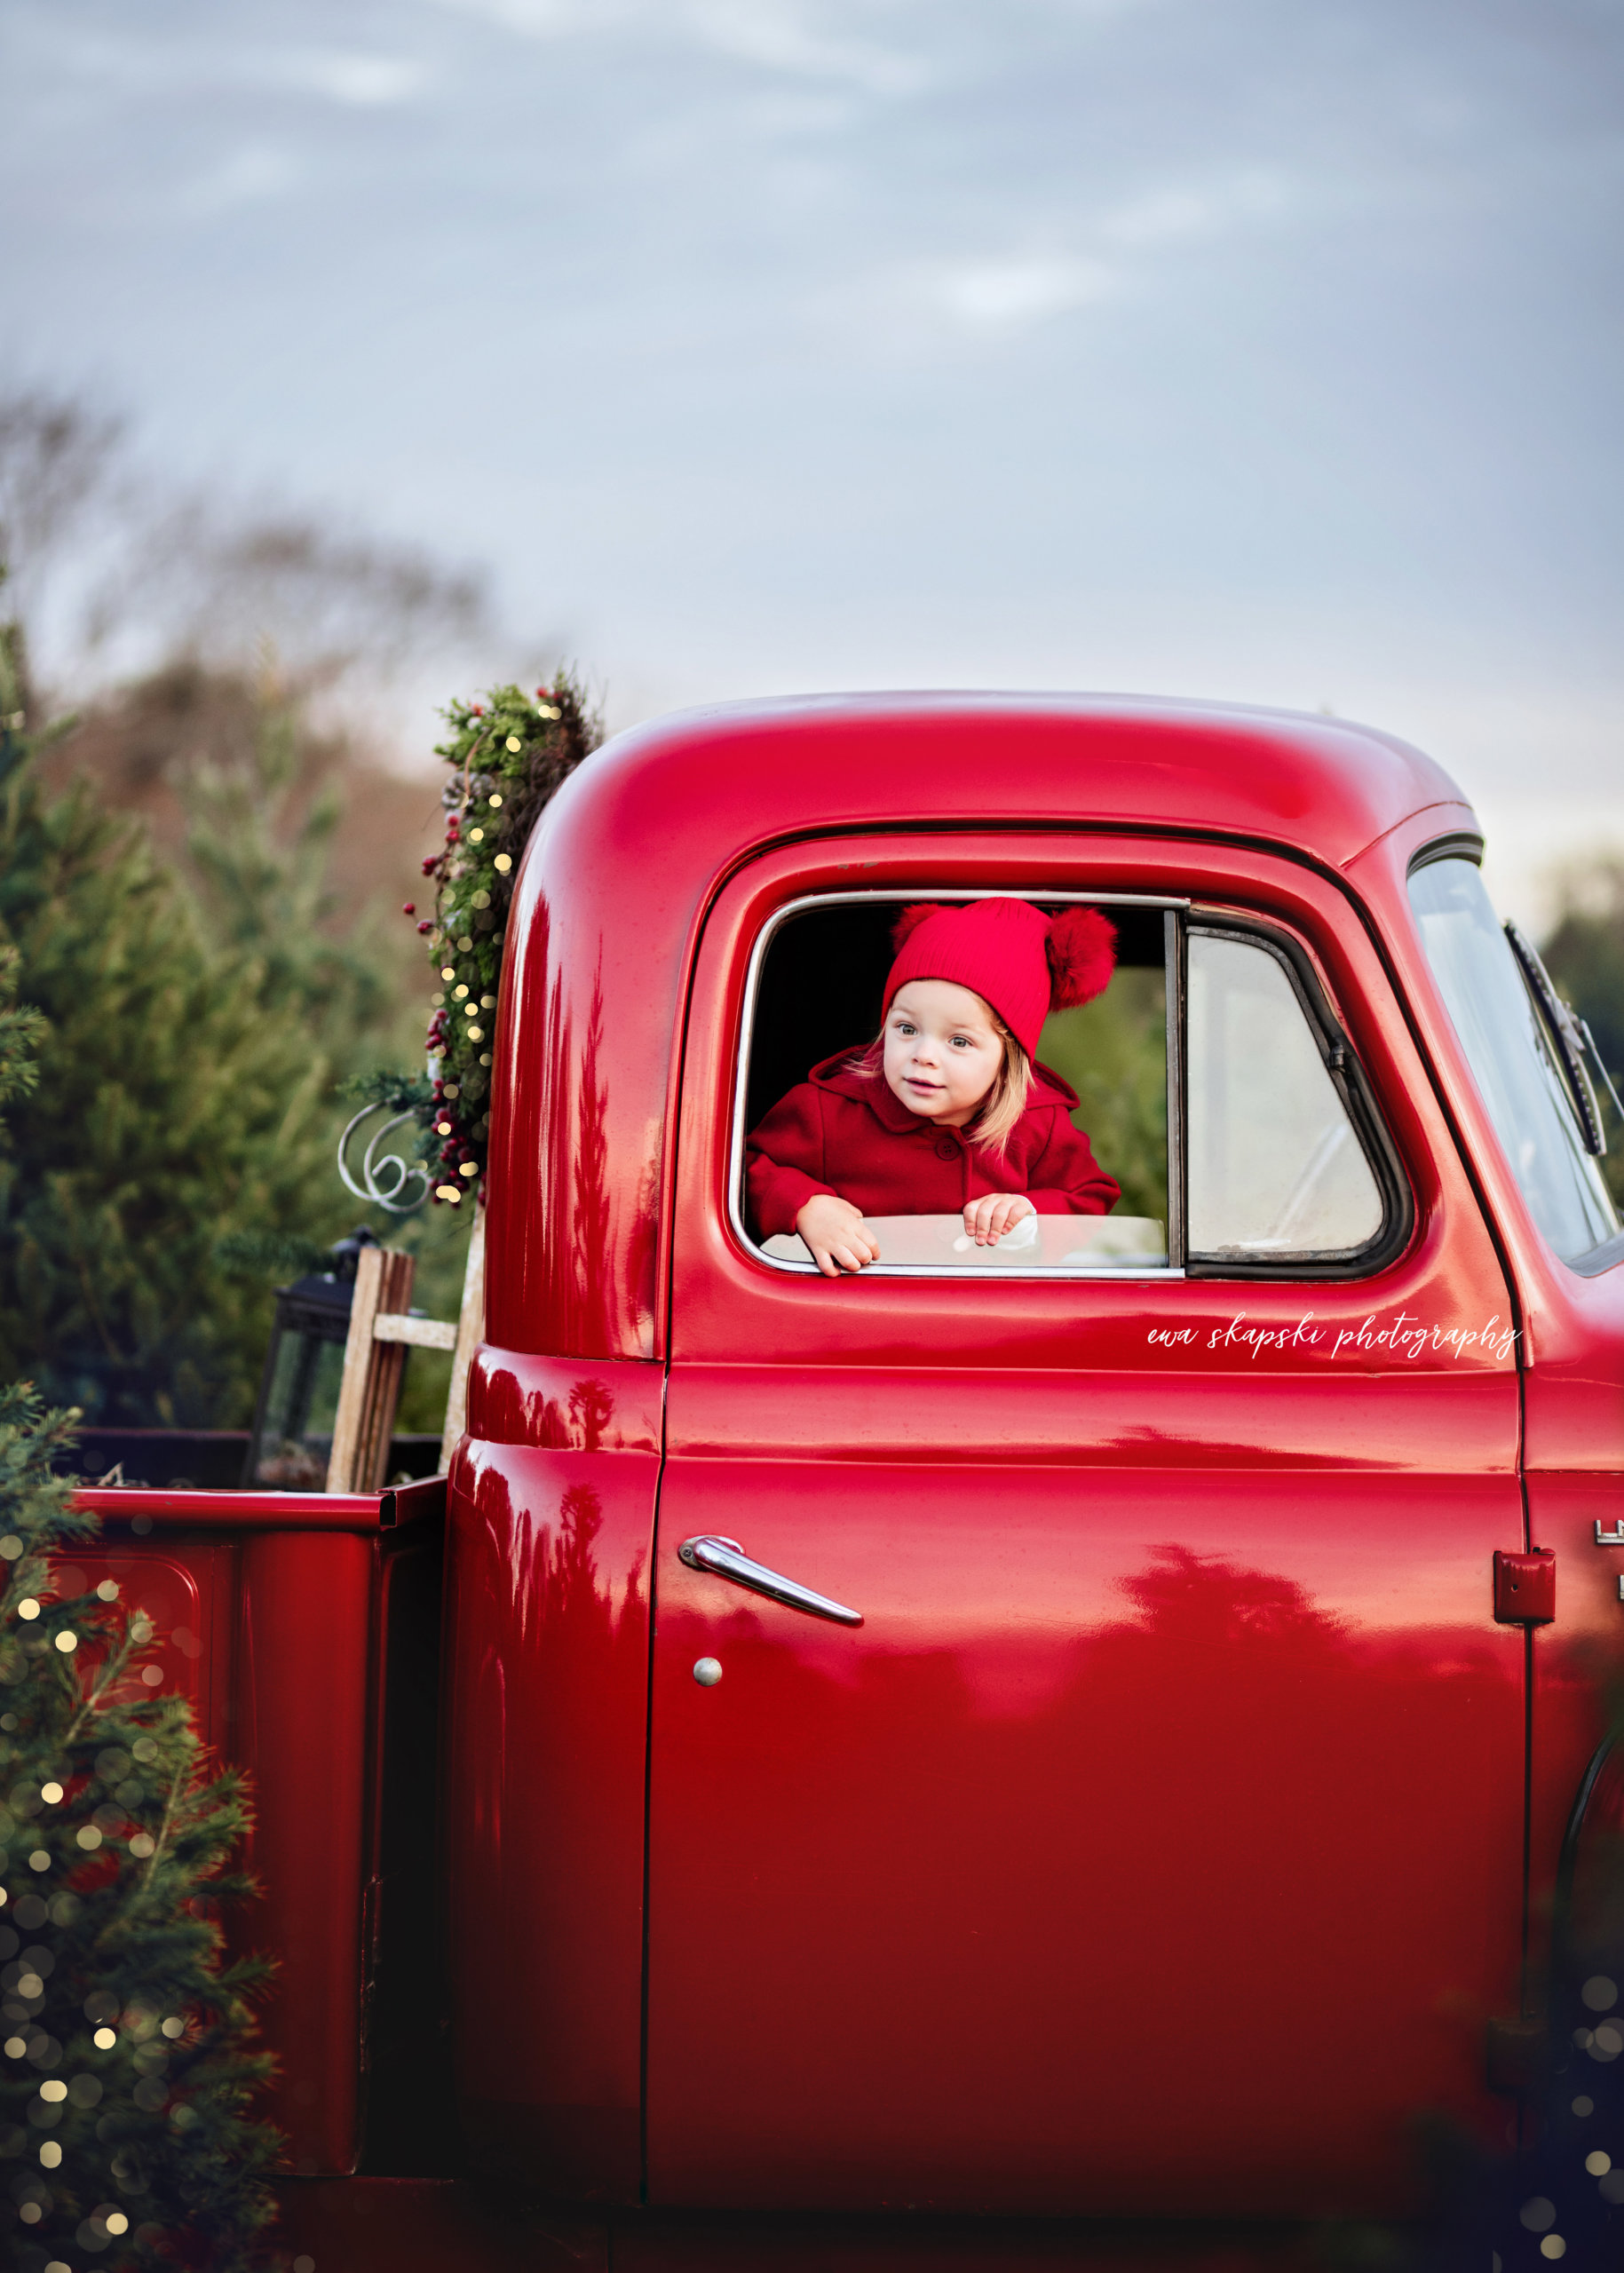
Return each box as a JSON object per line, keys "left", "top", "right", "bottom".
{"left": 0, "top": 391, "right": 126, "bottom": 613}
{"left": 0, "top": 385, "right": 496, "bottom": 694}
{"left": 132, "top": 503, "right": 493, "bottom": 687}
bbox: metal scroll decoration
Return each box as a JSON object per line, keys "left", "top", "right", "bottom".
{"left": 337, "top": 1100, "right": 433, "bottom": 1216}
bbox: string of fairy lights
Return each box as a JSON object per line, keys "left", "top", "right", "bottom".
{"left": 400, "top": 677, "right": 598, "bottom": 1203}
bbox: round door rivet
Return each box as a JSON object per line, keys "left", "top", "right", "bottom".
{"left": 693, "top": 1657, "right": 723, "bottom": 1687}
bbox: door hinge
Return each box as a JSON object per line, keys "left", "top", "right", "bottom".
{"left": 1493, "top": 1548, "right": 1556, "bottom": 1625}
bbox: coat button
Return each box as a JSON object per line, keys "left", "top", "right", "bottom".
{"left": 935, "top": 1136, "right": 957, "bottom": 1160}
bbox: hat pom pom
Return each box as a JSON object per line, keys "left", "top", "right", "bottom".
{"left": 891, "top": 902, "right": 947, "bottom": 951}
{"left": 1047, "top": 907, "right": 1116, "bottom": 1010}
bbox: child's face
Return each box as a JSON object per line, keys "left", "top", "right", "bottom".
{"left": 883, "top": 979, "right": 1005, "bottom": 1128}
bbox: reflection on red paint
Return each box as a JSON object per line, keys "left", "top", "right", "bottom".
{"left": 646, "top": 1460, "right": 1523, "bottom": 2216}
{"left": 444, "top": 1400, "right": 656, "bottom": 2198}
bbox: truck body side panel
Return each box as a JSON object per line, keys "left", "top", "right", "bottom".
{"left": 445, "top": 1354, "right": 662, "bottom": 2200}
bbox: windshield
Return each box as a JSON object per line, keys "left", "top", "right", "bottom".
{"left": 1408, "top": 857, "right": 1619, "bottom": 1262}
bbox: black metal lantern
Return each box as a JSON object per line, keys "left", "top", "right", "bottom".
{"left": 242, "top": 1230, "right": 376, "bottom": 1490}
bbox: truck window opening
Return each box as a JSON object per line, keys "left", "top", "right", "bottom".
{"left": 736, "top": 895, "right": 1401, "bottom": 1279}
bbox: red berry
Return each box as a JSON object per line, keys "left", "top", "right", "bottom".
{"left": 420, "top": 856, "right": 438, "bottom": 875}
{"left": 402, "top": 901, "right": 416, "bottom": 915}
{"left": 416, "top": 920, "right": 432, "bottom": 934}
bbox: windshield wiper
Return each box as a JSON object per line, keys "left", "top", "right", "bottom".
{"left": 1575, "top": 1010, "right": 1624, "bottom": 1129}
{"left": 1505, "top": 921, "right": 1610, "bottom": 1157}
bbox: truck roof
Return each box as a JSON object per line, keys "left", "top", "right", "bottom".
{"left": 572, "top": 692, "right": 1475, "bottom": 873}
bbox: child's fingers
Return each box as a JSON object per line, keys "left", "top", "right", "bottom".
{"left": 811, "top": 1234, "right": 867, "bottom": 1273}
{"left": 970, "top": 1198, "right": 1006, "bottom": 1243}
{"left": 966, "top": 1194, "right": 1034, "bottom": 1245}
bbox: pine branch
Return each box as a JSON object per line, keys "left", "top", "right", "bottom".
{"left": 0, "top": 1387, "right": 287, "bottom": 2266}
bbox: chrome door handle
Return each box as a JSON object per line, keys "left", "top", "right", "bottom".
{"left": 677, "top": 1535, "right": 863, "bottom": 1627}
{"left": 1596, "top": 1520, "right": 1624, "bottom": 1546}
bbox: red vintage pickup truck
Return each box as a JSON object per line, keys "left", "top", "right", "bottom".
{"left": 72, "top": 695, "right": 1624, "bottom": 2263}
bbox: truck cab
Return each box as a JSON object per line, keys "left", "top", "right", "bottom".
{"left": 440, "top": 693, "right": 1624, "bottom": 2219}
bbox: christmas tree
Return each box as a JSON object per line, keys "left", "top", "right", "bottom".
{"left": 0, "top": 1384, "right": 282, "bottom": 2269}
{"left": 0, "top": 607, "right": 387, "bottom": 1428}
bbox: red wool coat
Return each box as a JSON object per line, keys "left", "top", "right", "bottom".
{"left": 745, "top": 1052, "right": 1121, "bottom": 1239}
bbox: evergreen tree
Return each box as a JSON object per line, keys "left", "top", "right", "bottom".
{"left": 172, "top": 656, "right": 398, "bottom": 1054}
{"left": 0, "top": 1386, "right": 282, "bottom": 2270}
{"left": 0, "top": 945, "right": 46, "bottom": 1126}
{"left": 0, "top": 616, "right": 373, "bottom": 1427}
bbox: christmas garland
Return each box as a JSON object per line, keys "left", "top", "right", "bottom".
{"left": 394, "top": 674, "right": 600, "bottom": 1204}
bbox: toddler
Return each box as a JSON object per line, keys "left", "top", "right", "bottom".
{"left": 747, "top": 898, "right": 1121, "bottom": 1276}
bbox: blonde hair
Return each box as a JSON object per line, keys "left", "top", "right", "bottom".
{"left": 851, "top": 1015, "right": 1033, "bottom": 1157}
{"left": 970, "top": 1027, "right": 1033, "bottom": 1155}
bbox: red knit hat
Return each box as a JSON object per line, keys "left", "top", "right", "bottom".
{"left": 883, "top": 899, "right": 1117, "bottom": 1060}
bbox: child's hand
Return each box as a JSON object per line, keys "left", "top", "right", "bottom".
{"left": 963, "top": 1193, "right": 1036, "bottom": 1247}
{"left": 796, "top": 1195, "right": 882, "bottom": 1278}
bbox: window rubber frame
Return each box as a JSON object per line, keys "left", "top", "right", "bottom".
{"left": 730, "top": 887, "right": 1187, "bottom": 1283}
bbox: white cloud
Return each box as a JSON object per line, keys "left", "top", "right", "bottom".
{"left": 177, "top": 142, "right": 300, "bottom": 215}
{"left": 0, "top": 14, "right": 430, "bottom": 114}
{"left": 279, "top": 51, "right": 429, "bottom": 107}
{"left": 928, "top": 252, "right": 1115, "bottom": 328}
{"left": 907, "top": 170, "right": 1293, "bottom": 337}
{"left": 422, "top": 0, "right": 642, "bottom": 36}
{"left": 1097, "top": 170, "right": 1292, "bottom": 249}
{"left": 425, "top": 0, "right": 928, "bottom": 88}
{"left": 684, "top": 0, "right": 927, "bottom": 92}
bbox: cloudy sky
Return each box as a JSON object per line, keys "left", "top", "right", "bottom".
{"left": 5, "top": 0, "right": 1623, "bottom": 915}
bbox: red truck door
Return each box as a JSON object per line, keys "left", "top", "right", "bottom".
{"left": 645, "top": 837, "right": 1525, "bottom": 2218}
